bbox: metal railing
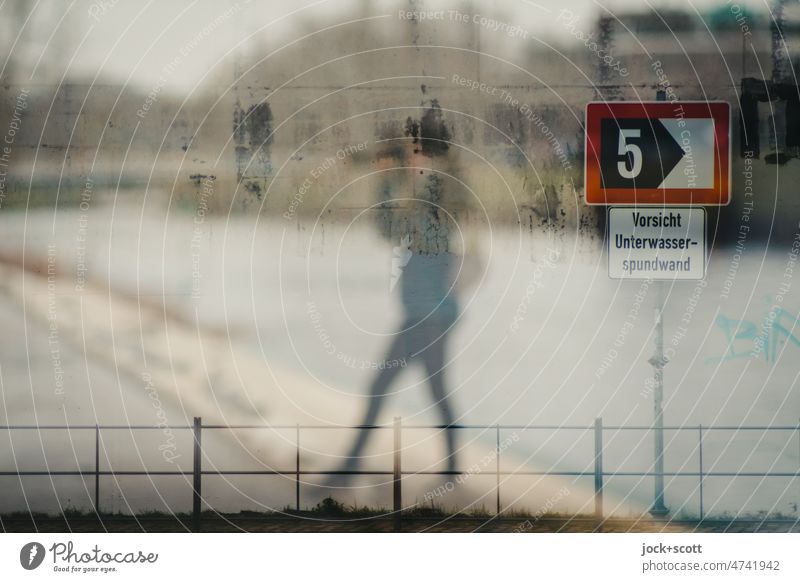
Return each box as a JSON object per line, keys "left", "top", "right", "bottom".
{"left": 2, "top": 417, "right": 800, "bottom": 531}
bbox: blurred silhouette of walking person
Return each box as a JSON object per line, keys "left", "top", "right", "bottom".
{"left": 331, "top": 101, "right": 481, "bottom": 485}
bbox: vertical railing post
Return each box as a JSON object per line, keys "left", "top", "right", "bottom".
{"left": 192, "top": 417, "right": 202, "bottom": 532}
{"left": 496, "top": 425, "right": 501, "bottom": 515}
{"left": 393, "top": 417, "right": 402, "bottom": 532}
{"left": 94, "top": 424, "right": 100, "bottom": 516}
{"left": 698, "top": 425, "right": 704, "bottom": 520}
{"left": 594, "top": 418, "right": 603, "bottom": 522}
{"left": 295, "top": 424, "right": 300, "bottom": 512}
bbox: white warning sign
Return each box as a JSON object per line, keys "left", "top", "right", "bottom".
{"left": 608, "top": 207, "right": 706, "bottom": 280}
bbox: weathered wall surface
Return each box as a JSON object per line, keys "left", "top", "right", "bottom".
{"left": 0, "top": 2, "right": 797, "bottom": 242}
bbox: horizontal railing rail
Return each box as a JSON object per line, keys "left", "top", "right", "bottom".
{"left": 2, "top": 418, "right": 799, "bottom": 531}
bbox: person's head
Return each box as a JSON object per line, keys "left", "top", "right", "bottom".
{"left": 405, "top": 98, "right": 451, "bottom": 158}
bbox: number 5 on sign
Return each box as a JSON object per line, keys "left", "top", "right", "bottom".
{"left": 584, "top": 101, "right": 730, "bottom": 205}
{"left": 617, "top": 129, "right": 642, "bottom": 179}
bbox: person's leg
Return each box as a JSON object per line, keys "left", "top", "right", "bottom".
{"left": 422, "top": 330, "right": 458, "bottom": 475}
{"left": 336, "top": 332, "right": 408, "bottom": 479}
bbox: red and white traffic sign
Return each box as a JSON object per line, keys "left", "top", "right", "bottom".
{"left": 584, "top": 101, "right": 730, "bottom": 205}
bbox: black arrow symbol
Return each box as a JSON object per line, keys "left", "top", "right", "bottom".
{"left": 599, "top": 118, "right": 685, "bottom": 188}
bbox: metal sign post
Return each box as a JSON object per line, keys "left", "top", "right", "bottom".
{"left": 649, "top": 278, "right": 669, "bottom": 517}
